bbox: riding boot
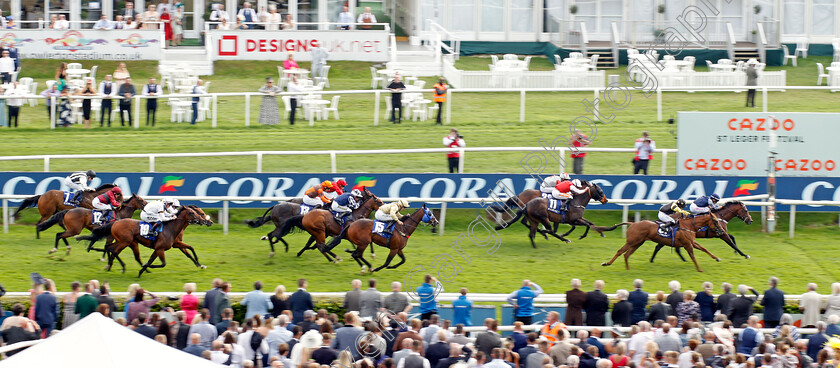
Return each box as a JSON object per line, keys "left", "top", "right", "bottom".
{"left": 559, "top": 198, "right": 568, "bottom": 211}
{"left": 72, "top": 191, "right": 83, "bottom": 205}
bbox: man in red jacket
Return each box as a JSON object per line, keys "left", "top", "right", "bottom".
{"left": 443, "top": 128, "right": 465, "bottom": 173}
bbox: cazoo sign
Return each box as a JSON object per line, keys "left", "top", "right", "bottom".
{"left": 1, "top": 172, "right": 838, "bottom": 211}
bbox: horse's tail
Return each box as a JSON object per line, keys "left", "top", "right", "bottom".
{"left": 488, "top": 197, "right": 520, "bottom": 213}
{"left": 592, "top": 223, "right": 631, "bottom": 232}
{"left": 76, "top": 222, "right": 114, "bottom": 243}
{"left": 13, "top": 195, "right": 40, "bottom": 217}
{"left": 244, "top": 206, "right": 275, "bottom": 228}
{"left": 36, "top": 209, "right": 69, "bottom": 232}
{"left": 278, "top": 215, "right": 304, "bottom": 238}
{"left": 494, "top": 208, "right": 525, "bottom": 231}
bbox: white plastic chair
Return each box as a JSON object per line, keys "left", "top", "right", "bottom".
{"left": 315, "top": 65, "right": 331, "bottom": 88}
{"left": 321, "top": 95, "right": 340, "bottom": 120}
{"left": 197, "top": 97, "right": 211, "bottom": 121}
{"left": 89, "top": 65, "right": 98, "bottom": 84}
{"left": 833, "top": 39, "right": 840, "bottom": 62}
{"left": 370, "top": 67, "right": 384, "bottom": 89}
{"left": 523, "top": 56, "right": 532, "bottom": 70}
{"left": 589, "top": 54, "right": 599, "bottom": 71}
{"left": 67, "top": 63, "right": 82, "bottom": 70}
{"left": 718, "top": 59, "right": 733, "bottom": 65}
{"left": 783, "top": 45, "right": 797, "bottom": 67}
{"left": 554, "top": 55, "right": 561, "bottom": 65}
{"left": 795, "top": 38, "right": 809, "bottom": 58}
{"left": 817, "top": 63, "right": 830, "bottom": 85}
{"left": 627, "top": 49, "right": 639, "bottom": 55}
{"left": 503, "top": 54, "right": 517, "bottom": 61}
{"left": 705, "top": 60, "right": 713, "bottom": 69}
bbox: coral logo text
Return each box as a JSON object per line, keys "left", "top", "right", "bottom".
{"left": 116, "top": 34, "right": 159, "bottom": 48}
{"left": 158, "top": 176, "right": 185, "bottom": 193}
{"left": 44, "top": 31, "right": 106, "bottom": 51}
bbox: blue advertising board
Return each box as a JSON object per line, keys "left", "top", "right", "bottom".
{"left": 1, "top": 172, "right": 838, "bottom": 211}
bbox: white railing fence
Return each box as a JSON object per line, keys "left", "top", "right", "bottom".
{"left": 2, "top": 193, "right": 835, "bottom": 239}
{"left": 0, "top": 146, "right": 679, "bottom": 176}
{"left": 445, "top": 61, "right": 606, "bottom": 89}
{"left": 428, "top": 20, "right": 460, "bottom": 61}
{"left": 7, "top": 84, "right": 840, "bottom": 129}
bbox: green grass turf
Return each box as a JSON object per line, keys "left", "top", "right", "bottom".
{"left": 2, "top": 209, "right": 839, "bottom": 293}
{"left": 3, "top": 56, "right": 839, "bottom": 174}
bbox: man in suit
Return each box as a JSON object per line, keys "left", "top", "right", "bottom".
{"left": 173, "top": 311, "right": 191, "bottom": 350}
{"left": 474, "top": 318, "right": 502, "bottom": 357}
{"left": 436, "top": 343, "right": 470, "bottom": 368}
{"left": 34, "top": 279, "right": 57, "bottom": 336}
{"left": 737, "top": 316, "right": 763, "bottom": 354}
{"left": 392, "top": 338, "right": 414, "bottom": 365}
{"left": 526, "top": 340, "right": 550, "bottom": 368}
{"left": 202, "top": 278, "right": 222, "bottom": 322}
{"left": 761, "top": 276, "right": 785, "bottom": 328}
{"left": 565, "top": 279, "right": 586, "bottom": 326}
{"left": 393, "top": 319, "right": 423, "bottom": 355}
{"left": 726, "top": 284, "right": 759, "bottom": 328}
{"left": 96, "top": 284, "right": 117, "bottom": 318}
{"left": 583, "top": 280, "right": 609, "bottom": 326}
{"left": 289, "top": 278, "right": 314, "bottom": 324}
{"left": 343, "top": 279, "right": 362, "bottom": 313}
{"left": 648, "top": 291, "right": 674, "bottom": 323}
{"left": 215, "top": 308, "right": 234, "bottom": 335}
{"left": 121, "top": 2, "right": 138, "bottom": 19}
{"left": 666, "top": 281, "right": 683, "bottom": 314}
{"left": 425, "top": 330, "right": 451, "bottom": 368}
{"left": 117, "top": 77, "right": 136, "bottom": 126}
{"left": 184, "top": 333, "right": 208, "bottom": 357}
{"left": 134, "top": 313, "right": 157, "bottom": 339}
{"left": 611, "top": 290, "right": 633, "bottom": 327}
{"left": 548, "top": 329, "right": 572, "bottom": 366}
{"left": 75, "top": 282, "right": 99, "bottom": 319}
{"left": 360, "top": 279, "right": 382, "bottom": 319}
{"left": 332, "top": 313, "right": 364, "bottom": 358}
{"left": 142, "top": 77, "right": 161, "bottom": 126}
{"left": 628, "top": 279, "right": 649, "bottom": 325}
{"left": 98, "top": 74, "right": 116, "bottom": 127}
{"left": 188, "top": 309, "right": 218, "bottom": 349}
{"left": 397, "top": 340, "right": 430, "bottom": 368}
{"left": 807, "top": 321, "right": 829, "bottom": 361}
{"left": 6, "top": 44, "right": 19, "bottom": 73}
{"left": 587, "top": 329, "right": 606, "bottom": 358}
{"left": 212, "top": 282, "right": 231, "bottom": 324}
{"left": 716, "top": 283, "right": 736, "bottom": 316}
{"left": 209, "top": 4, "right": 228, "bottom": 28}
{"left": 518, "top": 333, "right": 538, "bottom": 368}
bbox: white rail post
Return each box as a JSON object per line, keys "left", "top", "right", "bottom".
{"left": 438, "top": 202, "right": 446, "bottom": 236}
{"left": 656, "top": 88, "right": 662, "bottom": 121}
{"left": 788, "top": 204, "right": 796, "bottom": 239}
{"left": 762, "top": 87, "right": 768, "bottom": 112}
{"left": 256, "top": 153, "right": 263, "bottom": 173}
{"left": 458, "top": 148, "right": 465, "bottom": 173}
{"left": 330, "top": 151, "right": 337, "bottom": 173}
{"left": 374, "top": 91, "right": 380, "bottom": 126}
{"left": 212, "top": 95, "right": 218, "bottom": 128}
{"left": 621, "top": 205, "right": 629, "bottom": 237}
{"left": 222, "top": 200, "right": 229, "bottom": 235}
{"left": 245, "top": 94, "right": 251, "bottom": 127}
{"left": 2, "top": 199, "right": 8, "bottom": 234}
{"left": 446, "top": 90, "right": 452, "bottom": 124}
{"left": 593, "top": 88, "right": 599, "bottom": 121}
{"left": 661, "top": 151, "right": 668, "bottom": 175}
{"left": 149, "top": 155, "right": 155, "bottom": 172}
{"left": 520, "top": 90, "right": 526, "bottom": 123}
{"left": 133, "top": 96, "right": 140, "bottom": 128}
{"left": 43, "top": 157, "right": 50, "bottom": 172}
{"left": 50, "top": 96, "right": 56, "bottom": 129}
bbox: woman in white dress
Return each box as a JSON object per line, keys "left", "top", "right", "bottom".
{"left": 267, "top": 5, "right": 281, "bottom": 30}
{"left": 172, "top": 5, "right": 184, "bottom": 46}
{"left": 141, "top": 4, "right": 160, "bottom": 30}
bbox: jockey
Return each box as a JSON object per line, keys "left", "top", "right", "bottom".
{"left": 552, "top": 178, "right": 586, "bottom": 211}
{"left": 658, "top": 199, "right": 690, "bottom": 231}
{"left": 539, "top": 173, "right": 567, "bottom": 197}
{"left": 302, "top": 181, "right": 333, "bottom": 208}
{"left": 333, "top": 179, "right": 347, "bottom": 195}
{"left": 64, "top": 170, "right": 96, "bottom": 205}
{"left": 375, "top": 199, "right": 409, "bottom": 235}
{"left": 91, "top": 187, "right": 122, "bottom": 220}
{"left": 690, "top": 194, "right": 721, "bottom": 214}
{"left": 141, "top": 197, "right": 180, "bottom": 235}
{"left": 323, "top": 179, "right": 346, "bottom": 201}
{"left": 331, "top": 189, "right": 363, "bottom": 225}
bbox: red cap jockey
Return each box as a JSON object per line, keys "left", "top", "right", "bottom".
{"left": 97, "top": 187, "right": 122, "bottom": 208}
{"left": 333, "top": 179, "right": 347, "bottom": 195}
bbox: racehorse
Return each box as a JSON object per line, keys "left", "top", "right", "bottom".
{"left": 14, "top": 184, "right": 120, "bottom": 239}
{"left": 35, "top": 194, "right": 147, "bottom": 255}
{"left": 344, "top": 205, "right": 439, "bottom": 273}
{"left": 245, "top": 200, "right": 326, "bottom": 257}
{"left": 650, "top": 201, "right": 753, "bottom": 263}
{"left": 489, "top": 188, "right": 555, "bottom": 236}
{"left": 278, "top": 189, "right": 382, "bottom": 263}
{"left": 495, "top": 181, "right": 616, "bottom": 247}
{"left": 601, "top": 212, "right": 726, "bottom": 272}
{"left": 77, "top": 205, "right": 212, "bottom": 277}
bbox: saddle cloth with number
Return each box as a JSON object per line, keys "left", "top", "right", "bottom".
{"left": 63, "top": 191, "right": 77, "bottom": 207}
{"left": 299, "top": 204, "right": 313, "bottom": 215}
{"left": 372, "top": 220, "right": 394, "bottom": 239}
{"left": 138, "top": 221, "right": 157, "bottom": 241}
{"left": 546, "top": 198, "right": 565, "bottom": 215}
{"left": 91, "top": 210, "right": 112, "bottom": 225}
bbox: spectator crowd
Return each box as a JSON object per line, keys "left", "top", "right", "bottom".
{"left": 3, "top": 275, "right": 840, "bottom": 368}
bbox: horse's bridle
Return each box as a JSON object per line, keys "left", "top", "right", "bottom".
{"left": 715, "top": 203, "right": 747, "bottom": 222}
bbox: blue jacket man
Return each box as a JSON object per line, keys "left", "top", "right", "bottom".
{"left": 241, "top": 281, "right": 273, "bottom": 319}
{"left": 761, "top": 277, "right": 785, "bottom": 328}
{"left": 35, "top": 285, "right": 58, "bottom": 336}
{"left": 628, "top": 279, "right": 649, "bottom": 325}
{"left": 507, "top": 280, "right": 543, "bottom": 325}
{"left": 289, "top": 278, "right": 314, "bottom": 323}
{"left": 452, "top": 288, "right": 473, "bottom": 326}
{"left": 416, "top": 274, "right": 443, "bottom": 320}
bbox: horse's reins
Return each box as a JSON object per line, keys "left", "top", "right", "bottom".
{"left": 715, "top": 203, "right": 747, "bottom": 222}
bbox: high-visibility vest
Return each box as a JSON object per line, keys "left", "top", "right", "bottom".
{"left": 433, "top": 83, "right": 447, "bottom": 103}
{"left": 540, "top": 322, "right": 566, "bottom": 344}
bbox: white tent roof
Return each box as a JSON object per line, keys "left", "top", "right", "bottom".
{"left": 0, "top": 313, "right": 222, "bottom": 368}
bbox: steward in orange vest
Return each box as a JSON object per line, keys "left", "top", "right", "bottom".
{"left": 433, "top": 78, "right": 447, "bottom": 124}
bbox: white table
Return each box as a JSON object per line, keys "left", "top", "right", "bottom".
{"left": 283, "top": 68, "right": 310, "bottom": 80}
{"left": 300, "top": 99, "right": 329, "bottom": 125}
{"left": 175, "top": 85, "right": 194, "bottom": 93}
{"left": 827, "top": 67, "right": 840, "bottom": 89}
{"left": 568, "top": 52, "right": 584, "bottom": 59}
{"left": 709, "top": 64, "right": 736, "bottom": 72}
{"left": 170, "top": 100, "right": 193, "bottom": 123}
